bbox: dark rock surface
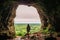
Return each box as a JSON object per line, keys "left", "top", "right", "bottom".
{"left": 0, "top": 0, "right": 60, "bottom": 39}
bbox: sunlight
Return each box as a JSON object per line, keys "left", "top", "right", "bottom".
{"left": 14, "top": 5, "right": 41, "bottom": 24}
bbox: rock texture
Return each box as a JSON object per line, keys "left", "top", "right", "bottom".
{"left": 0, "top": 0, "right": 60, "bottom": 39}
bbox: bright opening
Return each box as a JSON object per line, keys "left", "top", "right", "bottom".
{"left": 14, "top": 5, "right": 41, "bottom": 24}
{"left": 14, "top": 5, "right": 41, "bottom": 36}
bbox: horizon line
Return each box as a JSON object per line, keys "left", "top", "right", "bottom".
{"left": 14, "top": 22, "right": 41, "bottom": 24}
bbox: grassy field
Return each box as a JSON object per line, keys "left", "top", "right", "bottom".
{"left": 14, "top": 24, "right": 41, "bottom": 36}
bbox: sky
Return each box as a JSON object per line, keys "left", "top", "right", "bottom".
{"left": 14, "top": 5, "right": 41, "bottom": 24}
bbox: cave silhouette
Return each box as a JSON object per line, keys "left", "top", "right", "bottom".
{"left": 0, "top": 0, "right": 60, "bottom": 40}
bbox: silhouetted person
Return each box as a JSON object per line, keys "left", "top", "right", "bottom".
{"left": 26, "top": 24, "right": 31, "bottom": 34}
{"left": 45, "top": 34, "right": 57, "bottom": 40}
{"left": 24, "top": 24, "right": 31, "bottom": 39}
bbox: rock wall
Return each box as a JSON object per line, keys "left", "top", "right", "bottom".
{"left": 0, "top": 1, "right": 17, "bottom": 39}
{"left": 0, "top": 0, "right": 60, "bottom": 39}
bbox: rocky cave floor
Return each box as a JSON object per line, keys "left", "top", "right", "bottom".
{"left": 7, "top": 32, "right": 60, "bottom": 40}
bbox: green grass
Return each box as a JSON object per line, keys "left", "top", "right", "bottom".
{"left": 14, "top": 24, "right": 41, "bottom": 36}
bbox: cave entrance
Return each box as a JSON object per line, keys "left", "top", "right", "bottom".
{"left": 14, "top": 5, "right": 41, "bottom": 36}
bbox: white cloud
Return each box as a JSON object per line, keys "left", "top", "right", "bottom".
{"left": 14, "top": 5, "right": 41, "bottom": 24}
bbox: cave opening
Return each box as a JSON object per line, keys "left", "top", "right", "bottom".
{"left": 0, "top": 0, "right": 60, "bottom": 40}
{"left": 14, "top": 5, "right": 42, "bottom": 36}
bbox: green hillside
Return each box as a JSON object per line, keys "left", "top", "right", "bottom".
{"left": 14, "top": 24, "right": 41, "bottom": 36}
